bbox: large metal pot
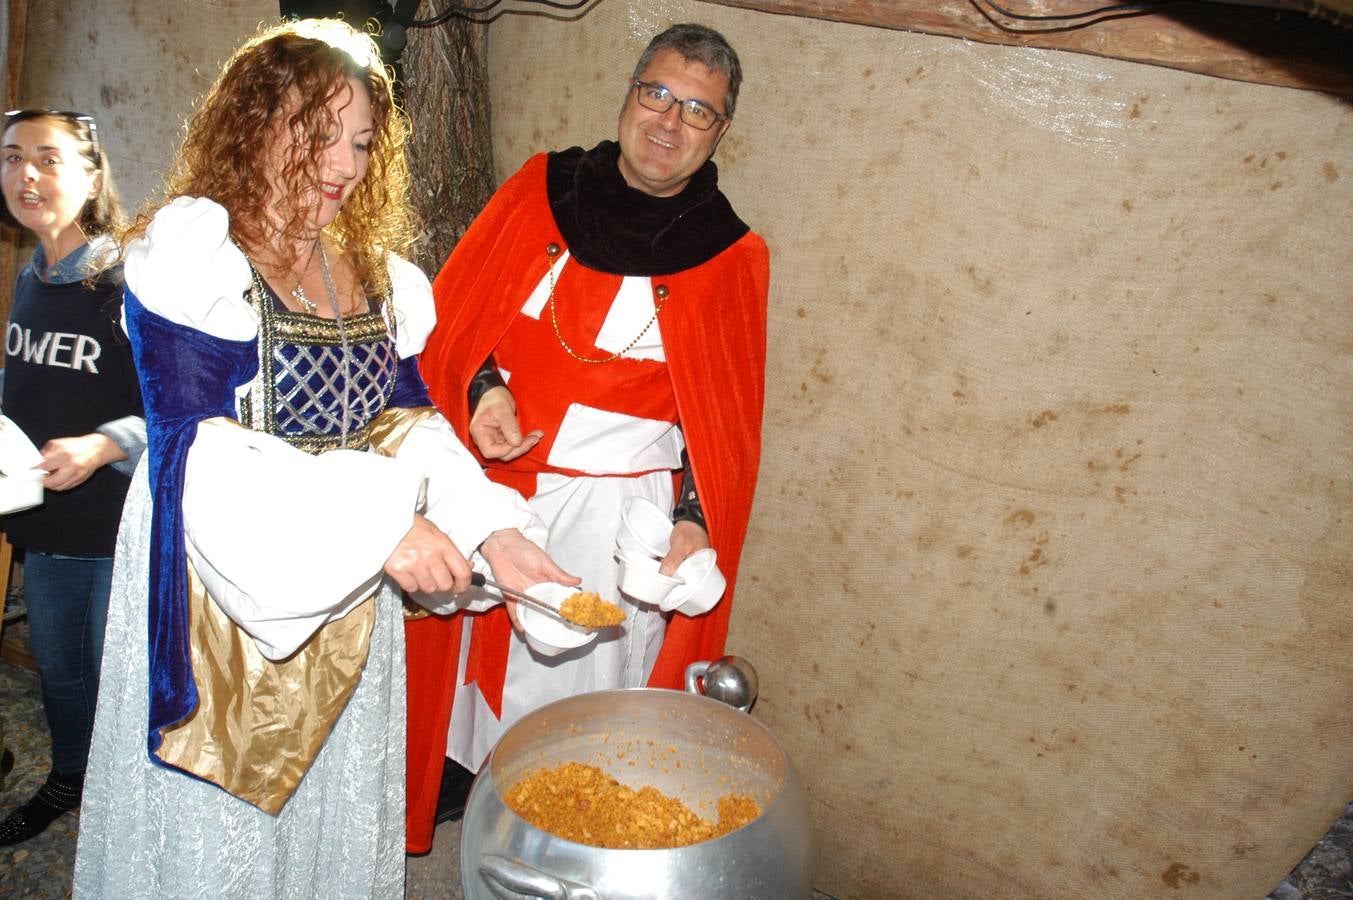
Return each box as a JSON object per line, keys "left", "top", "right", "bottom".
{"left": 460, "top": 664, "right": 812, "bottom": 899}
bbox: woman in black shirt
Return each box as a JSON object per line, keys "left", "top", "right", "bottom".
{"left": 0, "top": 109, "right": 144, "bottom": 845}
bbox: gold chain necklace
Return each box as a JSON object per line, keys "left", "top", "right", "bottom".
{"left": 545, "top": 242, "right": 669, "bottom": 364}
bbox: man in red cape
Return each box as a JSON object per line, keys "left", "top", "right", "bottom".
{"left": 406, "top": 23, "right": 769, "bottom": 854}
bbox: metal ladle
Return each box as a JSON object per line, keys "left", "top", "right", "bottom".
{"left": 684, "top": 655, "right": 759, "bottom": 712}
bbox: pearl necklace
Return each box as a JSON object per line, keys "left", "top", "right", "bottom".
{"left": 545, "top": 242, "right": 669, "bottom": 364}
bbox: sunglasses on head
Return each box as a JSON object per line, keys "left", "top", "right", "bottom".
{"left": 4, "top": 109, "right": 102, "bottom": 170}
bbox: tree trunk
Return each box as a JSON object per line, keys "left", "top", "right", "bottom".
{"left": 401, "top": 4, "right": 495, "bottom": 277}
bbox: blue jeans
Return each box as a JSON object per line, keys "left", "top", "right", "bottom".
{"left": 20, "top": 551, "right": 113, "bottom": 774}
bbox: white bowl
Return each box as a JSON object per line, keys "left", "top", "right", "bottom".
{"left": 0, "top": 415, "right": 43, "bottom": 473}
{"left": 661, "top": 548, "right": 727, "bottom": 616}
{"left": 616, "top": 496, "right": 672, "bottom": 558}
{"left": 516, "top": 582, "right": 598, "bottom": 658}
{"left": 614, "top": 550, "right": 682, "bottom": 605}
{"left": 0, "top": 470, "right": 46, "bottom": 515}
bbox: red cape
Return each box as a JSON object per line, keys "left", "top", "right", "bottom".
{"left": 404, "top": 153, "right": 768, "bottom": 853}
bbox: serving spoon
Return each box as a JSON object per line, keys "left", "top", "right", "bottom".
{"left": 469, "top": 572, "right": 599, "bottom": 631}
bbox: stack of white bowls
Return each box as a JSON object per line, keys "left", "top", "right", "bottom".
{"left": 615, "top": 497, "right": 726, "bottom": 616}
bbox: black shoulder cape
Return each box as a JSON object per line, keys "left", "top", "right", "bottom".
{"left": 546, "top": 140, "right": 749, "bottom": 277}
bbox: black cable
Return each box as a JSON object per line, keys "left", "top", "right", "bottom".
{"left": 410, "top": 0, "right": 503, "bottom": 25}
{"left": 410, "top": 0, "right": 591, "bottom": 27}
{"left": 978, "top": 0, "right": 1182, "bottom": 21}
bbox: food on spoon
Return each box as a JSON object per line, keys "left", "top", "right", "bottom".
{"left": 504, "top": 761, "right": 760, "bottom": 849}
{"left": 559, "top": 591, "right": 625, "bottom": 628}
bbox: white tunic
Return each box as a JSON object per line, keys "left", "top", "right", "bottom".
{"left": 446, "top": 256, "right": 681, "bottom": 771}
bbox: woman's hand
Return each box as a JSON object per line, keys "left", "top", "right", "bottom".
{"left": 480, "top": 528, "right": 579, "bottom": 630}
{"left": 659, "top": 520, "right": 712, "bottom": 576}
{"left": 38, "top": 433, "right": 126, "bottom": 491}
{"left": 469, "top": 386, "right": 543, "bottom": 462}
{"left": 384, "top": 513, "right": 473, "bottom": 594}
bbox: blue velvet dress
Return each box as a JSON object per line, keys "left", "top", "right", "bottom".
{"left": 74, "top": 281, "right": 412, "bottom": 898}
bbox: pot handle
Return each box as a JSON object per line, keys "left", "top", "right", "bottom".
{"left": 684, "top": 655, "right": 758, "bottom": 712}
{"left": 479, "top": 854, "right": 600, "bottom": 900}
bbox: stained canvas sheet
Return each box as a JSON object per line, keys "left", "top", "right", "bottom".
{"left": 487, "top": 3, "right": 1353, "bottom": 897}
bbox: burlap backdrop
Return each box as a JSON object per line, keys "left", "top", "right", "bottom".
{"left": 15, "top": 0, "right": 1353, "bottom": 896}
{"left": 486, "top": 3, "right": 1353, "bottom": 897}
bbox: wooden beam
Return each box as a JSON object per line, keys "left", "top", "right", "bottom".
{"left": 699, "top": 0, "right": 1353, "bottom": 94}
{"left": 4, "top": 0, "right": 26, "bottom": 111}
{"left": 1302, "top": 0, "right": 1353, "bottom": 16}
{"left": 1, "top": 0, "right": 29, "bottom": 330}
{"left": 0, "top": 524, "right": 33, "bottom": 674}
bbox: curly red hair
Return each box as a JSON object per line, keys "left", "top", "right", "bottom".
{"left": 127, "top": 18, "right": 416, "bottom": 296}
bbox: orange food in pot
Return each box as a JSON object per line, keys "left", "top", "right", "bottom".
{"left": 503, "top": 761, "right": 760, "bottom": 849}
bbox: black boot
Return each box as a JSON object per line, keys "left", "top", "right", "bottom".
{"left": 0, "top": 769, "right": 83, "bottom": 846}
{"left": 435, "top": 758, "right": 476, "bottom": 825}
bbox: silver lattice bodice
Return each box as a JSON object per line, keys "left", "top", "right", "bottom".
{"left": 239, "top": 274, "right": 397, "bottom": 453}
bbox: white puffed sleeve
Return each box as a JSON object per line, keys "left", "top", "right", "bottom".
{"left": 391, "top": 415, "right": 548, "bottom": 614}
{"left": 387, "top": 252, "right": 436, "bottom": 358}
{"left": 380, "top": 253, "right": 548, "bottom": 613}
{"left": 182, "top": 419, "right": 425, "bottom": 659}
{"left": 122, "top": 197, "right": 257, "bottom": 341}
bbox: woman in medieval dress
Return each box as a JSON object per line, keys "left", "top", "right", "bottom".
{"left": 72, "top": 19, "right": 573, "bottom": 897}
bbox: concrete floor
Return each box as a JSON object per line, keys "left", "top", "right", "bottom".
{"left": 407, "top": 817, "right": 466, "bottom": 899}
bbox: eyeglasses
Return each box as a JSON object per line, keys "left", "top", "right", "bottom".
{"left": 3, "top": 109, "right": 102, "bottom": 170}
{"left": 631, "top": 81, "right": 728, "bottom": 131}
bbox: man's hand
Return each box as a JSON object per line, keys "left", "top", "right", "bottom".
{"left": 38, "top": 433, "right": 126, "bottom": 491}
{"left": 659, "top": 519, "right": 712, "bottom": 576}
{"left": 470, "top": 386, "right": 543, "bottom": 462}
{"left": 480, "top": 528, "right": 580, "bottom": 630}
{"left": 384, "top": 513, "right": 473, "bottom": 595}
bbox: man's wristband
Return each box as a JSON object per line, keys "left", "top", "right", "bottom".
{"left": 468, "top": 354, "right": 508, "bottom": 413}
{"left": 671, "top": 448, "right": 707, "bottom": 533}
